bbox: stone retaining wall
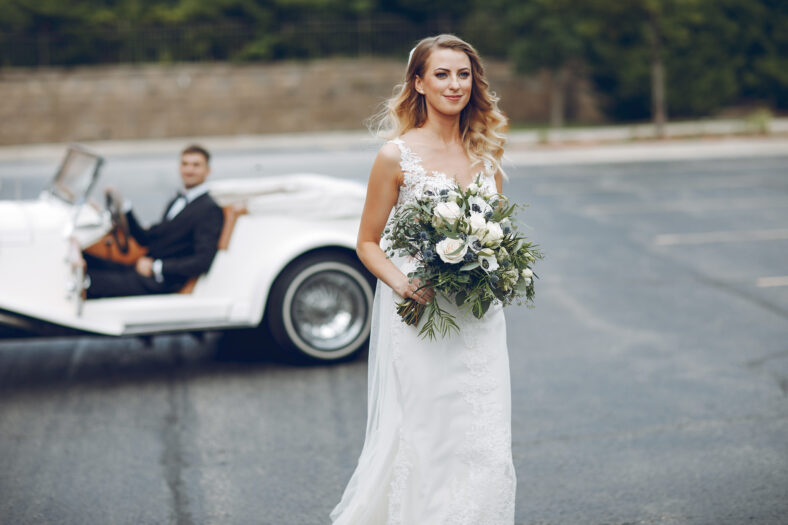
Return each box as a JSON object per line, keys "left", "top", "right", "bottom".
{"left": 0, "top": 59, "right": 602, "bottom": 145}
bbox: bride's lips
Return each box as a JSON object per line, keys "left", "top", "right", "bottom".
{"left": 444, "top": 94, "right": 463, "bottom": 102}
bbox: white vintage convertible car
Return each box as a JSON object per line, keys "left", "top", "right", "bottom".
{"left": 0, "top": 145, "right": 375, "bottom": 362}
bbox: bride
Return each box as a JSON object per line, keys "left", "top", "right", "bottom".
{"left": 331, "top": 34, "right": 515, "bottom": 524}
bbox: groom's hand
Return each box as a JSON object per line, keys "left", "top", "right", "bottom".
{"left": 136, "top": 256, "right": 154, "bottom": 277}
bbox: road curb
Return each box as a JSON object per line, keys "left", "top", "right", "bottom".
{"left": 505, "top": 136, "right": 788, "bottom": 167}
{"left": 0, "top": 123, "right": 786, "bottom": 167}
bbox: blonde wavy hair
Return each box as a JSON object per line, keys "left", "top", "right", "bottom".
{"left": 372, "top": 34, "right": 508, "bottom": 175}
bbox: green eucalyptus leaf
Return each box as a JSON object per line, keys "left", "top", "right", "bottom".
{"left": 481, "top": 299, "right": 492, "bottom": 315}
{"left": 455, "top": 290, "right": 467, "bottom": 307}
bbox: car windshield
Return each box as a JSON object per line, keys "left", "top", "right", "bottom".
{"left": 50, "top": 146, "right": 103, "bottom": 204}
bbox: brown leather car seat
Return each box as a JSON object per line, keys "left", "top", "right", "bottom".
{"left": 178, "top": 202, "right": 248, "bottom": 294}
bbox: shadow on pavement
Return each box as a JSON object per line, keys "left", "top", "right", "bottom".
{"left": 0, "top": 328, "right": 318, "bottom": 396}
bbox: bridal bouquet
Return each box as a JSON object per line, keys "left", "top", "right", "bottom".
{"left": 384, "top": 176, "right": 543, "bottom": 339}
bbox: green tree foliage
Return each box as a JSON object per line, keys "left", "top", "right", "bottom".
{"left": 580, "top": 0, "right": 786, "bottom": 120}
{"left": 0, "top": 0, "right": 784, "bottom": 120}
{"left": 491, "top": 0, "right": 589, "bottom": 127}
{"left": 717, "top": 0, "right": 788, "bottom": 109}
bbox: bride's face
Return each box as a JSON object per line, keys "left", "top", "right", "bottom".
{"left": 415, "top": 48, "right": 472, "bottom": 117}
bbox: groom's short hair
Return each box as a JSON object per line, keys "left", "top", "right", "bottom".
{"left": 181, "top": 144, "right": 211, "bottom": 164}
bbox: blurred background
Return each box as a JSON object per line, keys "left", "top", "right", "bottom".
{"left": 1, "top": 0, "right": 786, "bottom": 144}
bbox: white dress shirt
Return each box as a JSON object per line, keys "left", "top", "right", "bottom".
{"left": 165, "top": 182, "right": 210, "bottom": 220}
{"left": 141, "top": 182, "right": 211, "bottom": 283}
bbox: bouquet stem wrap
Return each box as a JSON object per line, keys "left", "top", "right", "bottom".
{"left": 396, "top": 297, "right": 425, "bottom": 326}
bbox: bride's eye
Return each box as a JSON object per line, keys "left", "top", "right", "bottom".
{"left": 459, "top": 71, "right": 470, "bottom": 79}
{"left": 435, "top": 72, "right": 448, "bottom": 79}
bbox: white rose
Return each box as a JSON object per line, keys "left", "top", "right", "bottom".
{"left": 436, "top": 238, "right": 468, "bottom": 264}
{"left": 466, "top": 182, "right": 479, "bottom": 195}
{"left": 478, "top": 254, "right": 499, "bottom": 273}
{"left": 523, "top": 277, "right": 532, "bottom": 286}
{"left": 521, "top": 268, "right": 533, "bottom": 278}
{"left": 467, "top": 213, "right": 487, "bottom": 235}
{"left": 481, "top": 222, "right": 504, "bottom": 247}
{"left": 468, "top": 195, "right": 491, "bottom": 215}
{"left": 432, "top": 201, "right": 463, "bottom": 228}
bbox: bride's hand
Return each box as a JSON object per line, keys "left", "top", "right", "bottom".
{"left": 397, "top": 276, "right": 435, "bottom": 305}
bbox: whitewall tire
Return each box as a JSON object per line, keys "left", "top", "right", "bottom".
{"left": 266, "top": 250, "right": 374, "bottom": 362}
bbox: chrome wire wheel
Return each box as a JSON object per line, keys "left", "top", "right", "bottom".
{"left": 267, "top": 251, "right": 374, "bottom": 362}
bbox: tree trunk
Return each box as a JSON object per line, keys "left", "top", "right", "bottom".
{"left": 550, "top": 66, "right": 570, "bottom": 129}
{"left": 646, "top": 14, "right": 667, "bottom": 138}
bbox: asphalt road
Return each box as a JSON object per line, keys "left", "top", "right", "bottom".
{"left": 1, "top": 147, "right": 788, "bottom": 525}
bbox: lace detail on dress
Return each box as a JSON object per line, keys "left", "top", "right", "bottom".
{"left": 446, "top": 467, "right": 514, "bottom": 525}
{"left": 389, "top": 306, "right": 404, "bottom": 365}
{"left": 387, "top": 433, "right": 414, "bottom": 525}
{"left": 389, "top": 138, "right": 496, "bottom": 210}
{"left": 444, "top": 314, "right": 516, "bottom": 525}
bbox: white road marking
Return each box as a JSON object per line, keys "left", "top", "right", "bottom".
{"left": 654, "top": 228, "right": 788, "bottom": 246}
{"left": 756, "top": 276, "right": 788, "bottom": 287}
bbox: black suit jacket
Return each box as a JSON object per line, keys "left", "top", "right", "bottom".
{"left": 126, "top": 193, "right": 224, "bottom": 282}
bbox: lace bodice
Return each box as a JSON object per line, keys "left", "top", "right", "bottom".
{"left": 390, "top": 138, "right": 496, "bottom": 209}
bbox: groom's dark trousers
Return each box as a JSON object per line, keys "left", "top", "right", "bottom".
{"left": 86, "top": 193, "right": 224, "bottom": 298}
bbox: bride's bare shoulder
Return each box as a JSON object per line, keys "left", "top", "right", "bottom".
{"left": 375, "top": 140, "right": 402, "bottom": 168}
{"left": 367, "top": 141, "right": 404, "bottom": 188}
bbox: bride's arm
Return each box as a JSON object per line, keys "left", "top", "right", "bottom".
{"left": 357, "top": 143, "right": 433, "bottom": 305}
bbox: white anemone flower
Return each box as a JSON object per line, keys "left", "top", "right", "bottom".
{"left": 466, "top": 235, "right": 484, "bottom": 253}
{"left": 468, "top": 195, "right": 492, "bottom": 216}
{"left": 478, "top": 254, "right": 499, "bottom": 273}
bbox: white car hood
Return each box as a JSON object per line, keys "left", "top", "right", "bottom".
{"left": 0, "top": 201, "right": 34, "bottom": 245}
{"left": 0, "top": 200, "right": 69, "bottom": 245}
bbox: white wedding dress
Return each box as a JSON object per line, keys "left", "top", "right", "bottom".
{"left": 331, "top": 138, "right": 516, "bottom": 525}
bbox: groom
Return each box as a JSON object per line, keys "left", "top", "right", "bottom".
{"left": 84, "top": 144, "right": 224, "bottom": 298}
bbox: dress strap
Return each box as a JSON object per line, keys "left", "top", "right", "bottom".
{"left": 482, "top": 158, "right": 494, "bottom": 176}
{"left": 388, "top": 138, "right": 425, "bottom": 177}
